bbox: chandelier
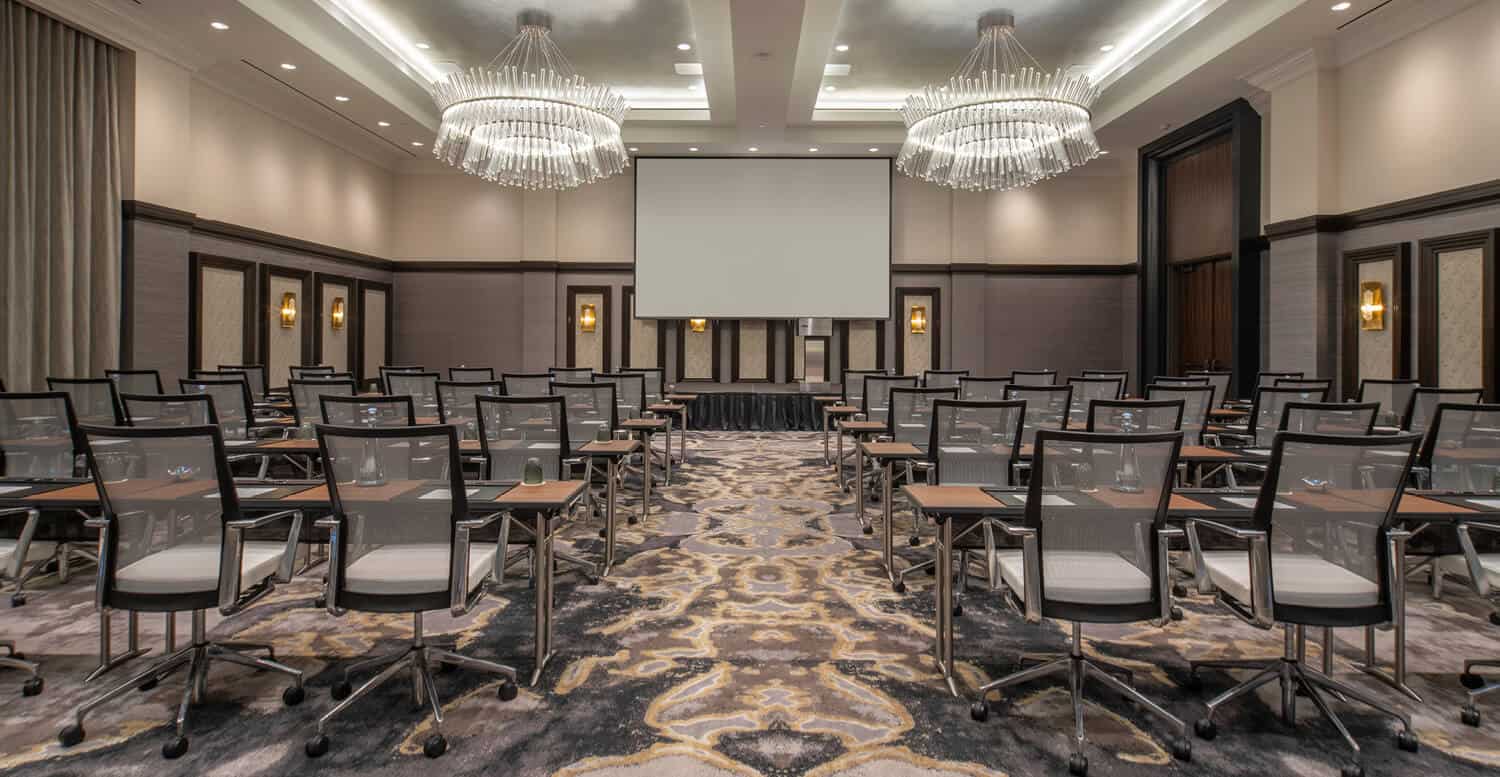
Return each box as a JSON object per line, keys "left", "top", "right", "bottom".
{"left": 431, "top": 10, "right": 629, "bottom": 191}
{"left": 898, "top": 11, "right": 1101, "bottom": 192}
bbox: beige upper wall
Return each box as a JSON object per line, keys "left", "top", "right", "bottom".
{"left": 391, "top": 171, "right": 525, "bottom": 260}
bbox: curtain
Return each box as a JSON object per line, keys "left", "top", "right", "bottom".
{"left": 1, "top": 0, "right": 122, "bottom": 390}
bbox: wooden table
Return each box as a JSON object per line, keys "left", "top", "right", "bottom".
{"left": 822, "top": 404, "right": 858, "bottom": 466}
{"left": 493, "top": 480, "right": 587, "bottom": 685}
{"left": 665, "top": 393, "right": 698, "bottom": 462}
{"left": 580, "top": 439, "right": 640, "bottom": 577}
{"left": 621, "top": 417, "right": 667, "bottom": 504}
{"left": 859, "top": 441, "right": 923, "bottom": 582}
{"left": 838, "top": 418, "right": 886, "bottom": 491}
{"left": 647, "top": 402, "right": 685, "bottom": 467}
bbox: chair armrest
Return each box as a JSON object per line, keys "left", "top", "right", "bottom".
{"left": 220, "top": 508, "right": 304, "bottom": 614}
{"left": 225, "top": 508, "right": 302, "bottom": 530}
{"left": 1184, "top": 519, "right": 1274, "bottom": 628}
{"left": 451, "top": 510, "right": 505, "bottom": 615}
{"left": 0, "top": 508, "right": 39, "bottom": 579}
{"left": 992, "top": 520, "right": 1041, "bottom": 623}
{"left": 1156, "top": 527, "right": 1183, "bottom": 626}
{"left": 456, "top": 510, "right": 504, "bottom": 531}
{"left": 1454, "top": 521, "right": 1500, "bottom": 598}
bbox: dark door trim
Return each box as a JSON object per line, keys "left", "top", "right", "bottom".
{"left": 565, "top": 285, "right": 613, "bottom": 373}
{"left": 187, "top": 253, "right": 256, "bottom": 373}
{"left": 894, "top": 287, "right": 941, "bottom": 375}
{"left": 1341, "top": 244, "right": 1411, "bottom": 398}
{"left": 1417, "top": 229, "right": 1498, "bottom": 399}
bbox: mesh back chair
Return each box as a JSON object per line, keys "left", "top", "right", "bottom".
{"left": 1279, "top": 402, "right": 1378, "bottom": 436}
{"left": 1274, "top": 377, "right": 1335, "bottom": 394}
{"left": 319, "top": 395, "right": 415, "bottom": 427}
{"left": 106, "top": 369, "right": 163, "bottom": 396}
{"left": 289, "top": 378, "right": 358, "bottom": 434}
{"left": 502, "top": 373, "right": 553, "bottom": 397}
{"left": 1404, "top": 387, "right": 1483, "bottom": 435}
{"left": 1067, "top": 377, "right": 1125, "bottom": 424}
{"left": 959, "top": 377, "right": 1011, "bottom": 401}
{"left": 549, "top": 367, "right": 594, "bottom": 383}
{"left": 977, "top": 430, "right": 1190, "bottom": 773}
{"left": 595, "top": 373, "right": 646, "bottom": 420}
{"left": 448, "top": 367, "right": 495, "bottom": 382}
{"left": 862, "top": 375, "right": 918, "bottom": 424}
{"left": 306, "top": 424, "right": 517, "bottom": 758}
{"left": 923, "top": 369, "right": 968, "bottom": 389}
{"left": 219, "top": 364, "right": 268, "bottom": 397}
{"left": 59, "top": 424, "right": 304, "bottom": 757}
{"left": 1154, "top": 376, "right": 1211, "bottom": 388}
{"left": 623, "top": 368, "right": 666, "bottom": 405}
{"left": 0, "top": 393, "right": 78, "bottom": 604}
{"left": 1145, "top": 384, "right": 1216, "bottom": 445}
{"left": 841, "top": 369, "right": 886, "bottom": 409}
{"left": 385, "top": 372, "right": 440, "bottom": 415}
{"left": 1086, "top": 400, "right": 1184, "bottom": 435}
{"left": 1244, "top": 386, "right": 1331, "bottom": 447}
{"left": 1008, "top": 385, "right": 1073, "bottom": 444}
{"left": 0, "top": 497, "right": 41, "bottom": 687}
{"left": 553, "top": 382, "right": 617, "bottom": 456}
{"left": 1185, "top": 433, "right": 1423, "bottom": 776}
{"left": 1010, "top": 369, "right": 1057, "bottom": 386}
{"left": 1187, "top": 370, "right": 1234, "bottom": 406}
{"left": 1356, "top": 379, "right": 1419, "bottom": 428}
{"left": 436, "top": 380, "right": 504, "bottom": 440}
{"left": 1256, "top": 370, "right": 1303, "bottom": 389}
{"left": 179, "top": 378, "right": 256, "bottom": 440}
{"left": 47, "top": 378, "right": 122, "bottom": 426}
{"left": 290, "top": 365, "right": 335, "bottom": 380}
{"left": 476, "top": 396, "right": 568, "bottom": 482}
{"left": 122, "top": 394, "right": 218, "bottom": 428}
{"left": 1082, "top": 370, "right": 1129, "bottom": 396}
{"left": 889, "top": 388, "right": 957, "bottom": 449}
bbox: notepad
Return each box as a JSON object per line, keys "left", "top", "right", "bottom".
{"left": 0, "top": 485, "right": 30, "bottom": 495}
{"left": 420, "top": 488, "right": 480, "bottom": 501}
{"left": 581, "top": 420, "right": 606, "bottom": 425}
{"left": 1222, "top": 496, "right": 1294, "bottom": 509}
{"left": 223, "top": 440, "right": 255, "bottom": 447}
{"left": 527, "top": 442, "right": 561, "bottom": 449}
{"left": 939, "top": 446, "right": 976, "bottom": 454}
{"left": 1010, "top": 494, "right": 1073, "bottom": 506}
{"left": 1369, "top": 450, "right": 1410, "bottom": 457}
{"left": 206, "top": 487, "right": 277, "bottom": 499}
{"left": 89, "top": 439, "right": 129, "bottom": 447}
{"left": 898, "top": 423, "right": 926, "bottom": 429}
{"left": 1467, "top": 499, "right": 1500, "bottom": 509}
{"left": 1242, "top": 449, "right": 1271, "bottom": 456}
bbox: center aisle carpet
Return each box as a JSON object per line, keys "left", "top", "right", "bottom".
{"left": 2, "top": 432, "right": 1499, "bottom": 775}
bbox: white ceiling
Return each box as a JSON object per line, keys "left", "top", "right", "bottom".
{"left": 25, "top": 0, "right": 1470, "bottom": 169}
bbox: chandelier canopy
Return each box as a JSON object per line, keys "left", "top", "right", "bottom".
{"left": 431, "top": 10, "right": 629, "bottom": 191}
{"left": 898, "top": 11, "right": 1101, "bottom": 192}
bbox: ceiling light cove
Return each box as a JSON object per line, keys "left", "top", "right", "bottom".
{"left": 1088, "top": 0, "right": 1215, "bottom": 84}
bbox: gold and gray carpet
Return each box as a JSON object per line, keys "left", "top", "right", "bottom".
{"left": 2, "top": 432, "right": 1499, "bottom": 776}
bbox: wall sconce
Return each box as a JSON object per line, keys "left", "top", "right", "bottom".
{"left": 330, "top": 297, "right": 346, "bottom": 330}
{"left": 688, "top": 318, "right": 708, "bottom": 333}
{"left": 579, "top": 303, "right": 597, "bottom": 332}
{"left": 279, "top": 292, "right": 298, "bottom": 328}
{"left": 909, "top": 305, "right": 928, "bottom": 334}
{"left": 1359, "top": 281, "right": 1385, "bottom": 331}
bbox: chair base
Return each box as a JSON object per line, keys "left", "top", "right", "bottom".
{"left": 1460, "top": 658, "right": 1500, "bottom": 726}
{"left": 1190, "top": 626, "right": 1417, "bottom": 774}
{"left": 0, "top": 640, "right": 42, "bottom": 695}
{"left": 972, "top": 623, "right": 1190, "bottom": 773}
{"left": 307, "top": 611, "right": 518, "bottom": 759}
{"left": 8, "top": 542, "right": 99, "bottom": 605}
{"left": 59, "top": 610, "right": 302, "bottom": 758}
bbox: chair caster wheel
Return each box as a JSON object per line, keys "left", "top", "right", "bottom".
{"left": 162, "top": 736, "right": 189, "bottom": 759}
{"left": 22, "top": 677, "right": 42, "bottom": 697}
{"left": 10, "top": 594, "right": 24, "bottom": 607}
{"left": 1068, "top": 753, "right": 1088, "bottom": 776}
{"left": 953, "top": 604, "right": 963, "bottom": 617}
{"left": 1172, "top": 583, "right": 1188, "bottom": 597}
{"left": 422, "top": 734, "right": 447, "bottom": 758}
{"left": 908, "top": 536, "right": 921, "bottom": 547}
{"left": 1170, "top": 606, "right": 1184, "bottom": 621}
{"left": 1396, "top": 729, "right": 1419, "bottom": 752}
{"left": 862, "top": 525, "right": 873, "bottom": 535}
{"left": 314, "top": 597, "right": 327, "bottom": 610}
{"left": 1340, "top": 763, "right": 1364, "bottom": 777}
{"left": 498, "top": 679, "right": 518, "bottom": 701}
{"left": 598, "top": 528, "right": 607, "bottom": 539}
{"left": 1194, "top": 718, "right": 1217, "bottom": 740}
{"left": 1461, "top": 672, "right": 1486, "bottom": 689}
{"left": 1489, "top": 611, "right": 1500, "bottom": 627}
{"left": 7, "top": 651, "right": 22, "bottom": 660}
{"left": 305, "top": 734, "right": 330, "bottom": 758}
{"left": 1171, "top": 738, "right": 1192, "bottom": 761}
{"left": 1462, "top": 705, "right": 1482, "bottom": 727}
{"left": 330, "top": 680, "right": 352, "bottom": 701}
{"left": 970, "top": 699, "right": 989, "bottom": 722}
{"left": 925, "top": 566, "right": 935, "bottom": 576}
{"left": 627, "top": 516, "right": 639, "bottom": 525}
{"left": 283, "top": 685, "right": 305, "bottom": 706}
{"left": 138, "top": 678, "right": 158, "bottom": 692}
{"left": 892, "top": 580, "right": 906, "bottom": 594}
{"left": 58, "top": 723, "right": 85, "bottom": 747}
{"left": 1182, "top": 672, "right": 1202, "bottom": 692}
{"left": 437, "top": 660, "right": 457, "bottom": 674}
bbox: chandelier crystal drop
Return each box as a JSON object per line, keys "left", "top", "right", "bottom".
{"left": 431, "top": 10, "right": 629, "bottom": 191}
{"left": 898, "top": 11, "right": 1101, "bottom": 192}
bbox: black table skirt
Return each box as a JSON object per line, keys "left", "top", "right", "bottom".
{"left": 687, "top": 392, "right": 821, "bottom": 431}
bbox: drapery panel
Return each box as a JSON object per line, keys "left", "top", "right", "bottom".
{"left": 2, "top": 0, "right": 122, "bottom": 390}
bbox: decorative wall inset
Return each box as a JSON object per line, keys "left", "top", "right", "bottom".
{"left": 678, "top": 320, "right": 719, "bottom": 381}
{"left": 316, "top": 275, "right": 353, "bottom": 373}
{"left": 1340, "top": 243, "right": 1409, "bottom": 398}
{"left": 200, "top": 266, "right": 247, "bottom": 367}
{"left": 895, "top": 288, "right": 939, "bottom": 376}
{"left": 731, "top": 321, "right": 773, "bottom": 382}
{"left": 566, "top": 285, "right": 611, "bottom": 373}
{"left": 1418, "top": 230, "right": 1496, "bottom": 398}
{"left": 359, "top": 281, "right": 391, "bottom": 383}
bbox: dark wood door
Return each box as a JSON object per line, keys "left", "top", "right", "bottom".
{"left": 1171, "top": 258, "right": 1233, "bottom": 375}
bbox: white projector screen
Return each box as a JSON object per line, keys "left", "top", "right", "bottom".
{"left": 634, "top": 157, "right": 890, "bottom": 319}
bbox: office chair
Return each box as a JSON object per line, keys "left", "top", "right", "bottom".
{"left": 1081, "top": 369, "right": 1129, "bottom": 396}
{"left": 289, "top": 364, "right": 335, "bottom": 380}
{"left": 46, "top": 377, "right": 122, "bottom": 426}
{"left": 0, "top": 393, "right": 78, "bottom": 603}
{"left": 502, "top": 372, "right": 553, "bottom": 397}
{"left": 1356, "top": 379, "right": 1419, "bottom": 427}
{"left": 1085, "top": 399, "right": 1183, "bottom": 434}
{"left": 476, "top": 395, "right": 575, "bottom": 583}
{"left": 923, "top": 369, "right": 969, "bottom": 389}
{"left": 320, "top": 395, "right": 416, "bottom": 427}
{"left": 976, "top": 429, "right": 1191, "bottom": 776}
{"left": 436, "top": 380, "right": 504, "bottom": 439}
{"left": 0, "top": 505, "right": 42, "bottom": 693}
{"left": 218, "top": 364, "right": 269, "bottom": 397}
{"left": 1273, "top": 377, "right": 1335, "bottom": 394}
{"left": 862, "top": 375, "right": 918, "bottom": 425}
{"left": 958, "top": 376, "right": 1011, "bottom": 401}
{"left": 1010, "top": 369, "right": 1057, "bottom": 386}
{"left": 304, "top": 423, "right": 517, "bottom": 759}
{"left": 1255, "top": 370, "right": 1304, "bottom": 389}
{"left": 1404, "top": 387, "right": 1483, "bottom": 435}
{"left": 1279, "top": 401, "right": 1378, "bottom": 436}
{"left": 548, "top": 367, "right": 595, "bottom": 383}
{"left": 122, "top": 393, "right": 218, "bottom": 428}
{"left": 385, "top": 371, "right": 441, "bottom": 414}
{"left": 59, "top": 424, "right": 305, "bottom": 759}
{"left": 1154, "top": 376, "right": 1212, "bottom": 388}
{"left": 1185, "top": 370, "right": 1233, "bottom": 407}
{"left": 1145, "top": 384, "right": 1215, "bottom": 446}
{"left": 289, "top": 377, "right": 357, "bottom": 434}
{"left": 1066, "top": 376, "right": 1126, "bottom": 425}
{"left": 1184, "top": 432, "right": 1424, "bottom": 777}
{"left": 1006, "top": 385, "right": 1073, "bottom": 444}
{"left": 106, "top": 369, "right": 164, "bottom": 395}
{"left": 449, "top": 366, "right": 496, "bottom": 382}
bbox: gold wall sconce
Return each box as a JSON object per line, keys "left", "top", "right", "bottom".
{"left": 579, "top": 303, "right": 598, "bottom": 332}
{"left": 909, "top": 305, "right": 928, "bottom": 334}
{"left": 279, "top": 292, "right": 298, "bottom": 328}
{"left": 330, "top": 297, "right": 346, "bottom": 330}
{"left": 1359, "top": 281, "right": 1385, "bottom": 331}
{"left": 688, "top": 318, "right": 708, "bottom": 333}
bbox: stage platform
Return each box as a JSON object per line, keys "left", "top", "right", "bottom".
{"left": 670, "top": 382, "right": 839, "bottom": 431}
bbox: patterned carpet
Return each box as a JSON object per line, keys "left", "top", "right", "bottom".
{"left": 2, "top": 431, "right": 1500, "bottom": 776}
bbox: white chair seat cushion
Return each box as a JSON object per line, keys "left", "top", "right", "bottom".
{"left": 116, "top": 542, "right": 284, "bottom": 595}
{"left": 1202, "top": 551, "right": 1380, "bottom": 609}
{"left": 344, "top": 543, "right": 497, "bottom": 596}
{"left": 1437, "top": 553, "right": 1500, "bottom": 588}
{"left": 995, "top": 550, "right": 1153, "bottom": 605}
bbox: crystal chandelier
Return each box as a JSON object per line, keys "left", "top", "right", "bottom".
{"left": 431, "top": 10, "right": 629, "bottom": 191}
{"left": 898, "top": 11, "right": 1101, "bottom": 192}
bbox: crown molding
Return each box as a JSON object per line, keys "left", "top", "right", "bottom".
{"left": 1241, "top": 45, "right": 1329, "bottom": 93}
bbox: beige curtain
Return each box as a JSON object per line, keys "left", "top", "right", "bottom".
{"left": 1, "top": 0, "right": 122, "bottom": 390}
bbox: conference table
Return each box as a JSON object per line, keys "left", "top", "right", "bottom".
{"left": 901, "top": 482, "right": 1496, "bottom": 698}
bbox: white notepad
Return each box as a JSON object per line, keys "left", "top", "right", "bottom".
{"left": 1242, "top": 449, "right": 1271, "bottom": 456}
{"left": 1369, "top": 450, "right": 1409, "bottom": 457}
{"left": 1467, "top": 499, "right": 1500, "bottom": 509}
{"left": 527, "top": 442, "right": 561, "bottom": 449}
{"left": 90, "top": 439, "right": 129, "bottom": 447}
{"left": 223, "top": 440, "right": 255, "bottom": 447}
{"left": 1222, "top": 496, "right": 1295, "bottom": 509}
{"left": 420, "top": 488, "right": 480, "bottom": 501}
{"left": 206, "top": 487, "right": 277, "bottom": 499}
{"left": 0, "top": 485, "right": 30, "bottom": 495}
{"left": 1011, "top": 494, "right": 1073, "bottom": 506}
{"left": 939, "top": 446, "right": 976, "bottom": 454}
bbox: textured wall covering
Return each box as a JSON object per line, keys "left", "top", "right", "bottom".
{"left": 266, "top": 276, "right": 303, "bottom": 383}
{"left": 628, "top": 294, "right": 658, "bottom": 367}
{"left": 363, "top": 287, "right": 388, "bottom": 377}
{"left": 1437, "top": 247, "right": 1485, "bottom": 388}
{"left": 903, "top": 294, "right": 933, "bottom": 375}
{"left": 847, "top": 322, "right": 877, "bottom": 371}
{"left": 683, "top": 323, "right": 715, "bottom": 380}
{"left": 199, "top": 266, "right": 245, "bottom": 368}
{"left": 738, "top": 321, "right": 768, "bottom": 380}
{"left": 573, "top": 292, "right": 605, "bottom": 371}
{"left": 322, "top": 282, "right": 350, "bottom": 373}
{"left": 1356, "top": 260, "right": 1393, "bottom": 381}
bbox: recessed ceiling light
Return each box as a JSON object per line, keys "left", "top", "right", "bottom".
{"left": 377, "top": 121, "right": 391, "bottom": 127}
{"left": 824, "top": 85, "right": 836, "bottom": 92}
{"left": 868, "top": 147, "right": 879, "bottom": 152}
{"left": 677, "top": 42, "right": 692, "bottom": 51}
{"left": 210, "top": 21, "right": 229, "bottom": 31}
{"left": 334, "top": 95, "right": 350, "bottom": 102}
{"left": 688, "top": 147, "right": 699, "bottom": 152}
{"left": 1330, "top": 2, "right": 1352, "bottom": 10}
{"left": 629, "top": 147, "right": 639, "bottom": 152}
{"left": 748, "top": 147, "right": 759, "bottom": 152}
{"left": 415, "top": 42, "right": 431, "bottom": 49}
{"left": 1100, "top": 44, "right": 1115, "bottom": 52}
{"left": 808, "top": 147, "right": 819, "bottom": 152}
{"left": 280, "top": 63, "right": 297, "bottom": 70}
{"left": 411, "top": 141, "right": 424, "bottom": 147}
{"left": 834, "top": 44, "right": 850, "bottom": 52}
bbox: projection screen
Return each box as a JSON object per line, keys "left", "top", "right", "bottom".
{"left": 634, "top": 157, "right": 891, "bottom": 319}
